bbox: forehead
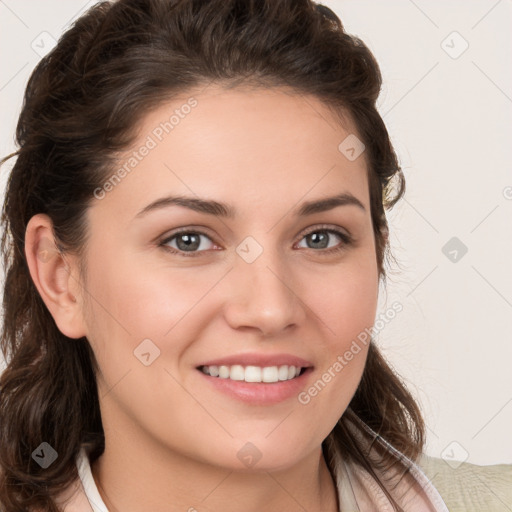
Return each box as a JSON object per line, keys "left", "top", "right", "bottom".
{"left": 94, "top": 85, "right": 370, "bottom": 221}
{"left": 138, "top": 84, "right": 360, "bottom": 152}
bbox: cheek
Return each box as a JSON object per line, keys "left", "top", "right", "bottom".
{"left": 84, "top": 237, "right": 379, "bottom": 377}
{"left": 80, "top": 249, "right": 207, "bottom": 388}
{"left": 316, "top": 252, "right": 379, "bottom": 348}
{"left": 84, "top": 248, "right": 205, "bottom": 336}
{"left": 300, "top": 253, "right": 378, "bottom": 413}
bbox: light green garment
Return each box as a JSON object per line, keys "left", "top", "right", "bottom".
{"left": 325, "top": 417, "right": 511, "bottom": 511}
{"left": 418, "top": 453, "right": 512, "bottom": 512}
{"left": 324, "top": 424, "right": 450, "bottom": 511}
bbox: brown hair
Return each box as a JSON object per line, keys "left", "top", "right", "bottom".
{"left": 0, "top": 1, "right": 423, "bottom": 510}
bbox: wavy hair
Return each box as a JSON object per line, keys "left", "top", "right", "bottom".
{"left": 0, "top": 1, "right": 422, "bottom": 510}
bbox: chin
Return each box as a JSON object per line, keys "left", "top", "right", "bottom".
{"left": 218, "top": 434, "right": 318, "bottom": 473}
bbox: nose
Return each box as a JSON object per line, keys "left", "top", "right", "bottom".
{"left": 222, "top": 246, "right": 306, "bottom": 337}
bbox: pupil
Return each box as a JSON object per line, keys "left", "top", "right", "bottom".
{"left": 310, "top": 232, "right": 327, "bottom": 248}
{"left": 178, "top": 233, "right": 199, "bottom": 251}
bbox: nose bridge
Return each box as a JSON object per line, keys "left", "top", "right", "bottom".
{"left": 224, "top": 235, "right": 303, "bottom": 335}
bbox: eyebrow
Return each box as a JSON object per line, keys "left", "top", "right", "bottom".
{"left": 134, "top": 192, "right": 366, "bottom": 220}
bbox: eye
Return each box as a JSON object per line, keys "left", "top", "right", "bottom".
{"left": 159, "top": 225, "right": 353, "bottom": 257}
{"left": 295, "top": 226, "right": 352, "bottom": 254}
{"left": 160, "top": 229, "right": 217, "bottom": 257}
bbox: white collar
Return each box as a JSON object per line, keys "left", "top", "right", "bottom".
{"left": 76, "top": 447, "right": 108, "bottom": 512}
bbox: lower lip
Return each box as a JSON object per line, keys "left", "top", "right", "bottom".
{"left": 197, "top": 368, "right": 314, "bottom": 405}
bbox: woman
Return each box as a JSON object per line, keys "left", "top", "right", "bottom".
{"left": 0, "top": 0, "right": 449, "bottom": 510}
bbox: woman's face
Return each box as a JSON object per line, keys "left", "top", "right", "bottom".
{"left": 80, "top": 85, "right": 379, "bottom": 471}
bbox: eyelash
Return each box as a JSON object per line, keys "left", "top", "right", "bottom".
{"left": 158, "top": 224, "right": 353, "bottom": 258}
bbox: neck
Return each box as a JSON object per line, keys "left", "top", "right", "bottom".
{"left": 91, "top": 435, "right": 339, "bottom": 512}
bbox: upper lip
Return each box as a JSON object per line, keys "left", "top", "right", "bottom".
{"left": 197, "top": 353, "right": 314, "bottom": 368}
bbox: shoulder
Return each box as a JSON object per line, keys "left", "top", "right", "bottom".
{"left": 417, "top": 454, "right": 512, "bottom": 512}
{"left": 325, "top": 429, "right": 449, "bottom": 511}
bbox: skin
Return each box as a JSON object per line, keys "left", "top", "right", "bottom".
{"left": 25, "top": 85, "right": 380, "bottom": 512}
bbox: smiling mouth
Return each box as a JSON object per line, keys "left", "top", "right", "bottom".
{"left": 198, "top": 364, "right": 307, "bottom": 383}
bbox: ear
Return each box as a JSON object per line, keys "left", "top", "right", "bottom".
{"left": 24, "top": 213, "right": 87, "bottom": 339}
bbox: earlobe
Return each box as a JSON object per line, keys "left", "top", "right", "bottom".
{"left": 24, "top": 214, "right": 86, "bottom": 339}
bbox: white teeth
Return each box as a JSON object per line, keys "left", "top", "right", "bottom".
{"left": 218, "top": 365, "right": 230, "bottom": 378}
{"left": 200, "top": 364, "right": 303, "bottom": 383}
{"left": 230, "top": 365, "right": 245, "bottom": 381}
{"left": 262, "top": 366, "right": 278, "bottom": 383}
{"left": 278, "top": 365, "right": 289, "bottom": 381}
{"left": 244, "top": 366, "right": 262, "bottom": 382}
